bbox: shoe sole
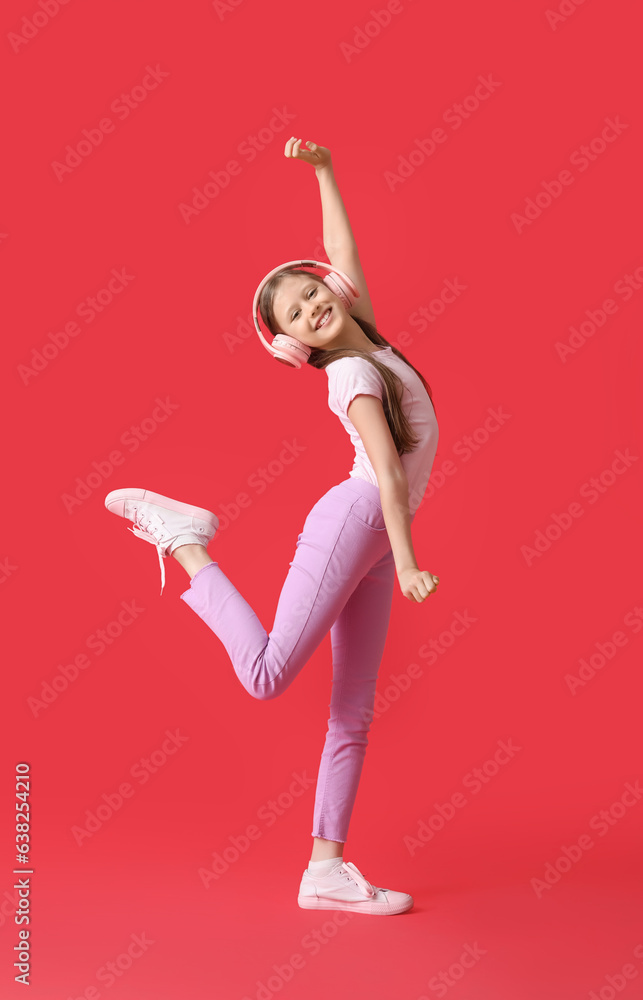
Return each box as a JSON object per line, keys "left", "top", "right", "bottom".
{"left": 104, "top": 488, "right": 218, "bottom": 529}
{"left": 297, "top": 895, "right": 413, "bottom": 915}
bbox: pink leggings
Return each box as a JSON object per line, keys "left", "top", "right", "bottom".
{"left": 180, "top": 477, "right": 408, "bottom": 844}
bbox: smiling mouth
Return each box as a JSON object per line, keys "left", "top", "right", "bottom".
{"left": 315, "top": 307, "right": 332, "bottom": 330}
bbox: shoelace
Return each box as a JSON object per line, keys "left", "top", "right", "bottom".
{"left": 336, "top": 862, "right": 376, "bottom": 898}
{"left": 126, "top": 507, "right": 167, "bottom": 596}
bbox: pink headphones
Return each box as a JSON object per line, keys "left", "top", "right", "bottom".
{"left": 252, "top": 259, "right": 360, "bottom": 369}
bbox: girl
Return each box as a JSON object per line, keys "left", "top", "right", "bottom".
{"left": 105, "top": 138, "right": 440, "bottom": 916}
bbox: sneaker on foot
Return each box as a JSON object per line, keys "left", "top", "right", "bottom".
{"left": 297, "top": 860, "right": 413, "bottom": 915}
{"left": 104, "top": 488, "right": 218, "bottom": 595}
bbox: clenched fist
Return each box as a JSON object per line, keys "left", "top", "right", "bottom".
{"left": 284, "top": 137, "right": 332, "bottom": 172}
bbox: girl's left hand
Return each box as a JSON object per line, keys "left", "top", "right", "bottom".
{"left": 284, "top": 137, "right": 332, "bottom": 172}
{"left": 397, "top": 568, "right": 440, "bottom": 603}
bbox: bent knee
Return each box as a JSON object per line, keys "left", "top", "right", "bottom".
{"left": 248, "top": 684, "right": 282, "bottom": 701}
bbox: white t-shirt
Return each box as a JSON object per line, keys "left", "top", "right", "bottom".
{"left": 326, "top": 346, "right": 439, "bottom": 516}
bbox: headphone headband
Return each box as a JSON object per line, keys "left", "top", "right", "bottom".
{"left": 252, "top": 259, "right": 360, "bottom": 369}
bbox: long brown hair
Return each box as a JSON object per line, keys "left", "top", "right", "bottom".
{"left": 259, "top": 268, "right": 436, "bottom": 456}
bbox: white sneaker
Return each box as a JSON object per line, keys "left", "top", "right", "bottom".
{"left": 298, "top": 860, "right": 414, "bottom": 915}
{"left": 104, "top": 488, "right": 218, "bottom": 595}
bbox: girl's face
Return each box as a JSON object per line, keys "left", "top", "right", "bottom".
{"left": 272, "top": 275, "right": 345, "bottom": 350}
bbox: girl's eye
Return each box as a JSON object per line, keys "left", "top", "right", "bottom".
{"left": 292, "top": 288, "right": 316, "bottom": 320}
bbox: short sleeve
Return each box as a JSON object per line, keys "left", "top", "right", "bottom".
{"left": 327, "top": 358, "right": 384, "bottom": 419}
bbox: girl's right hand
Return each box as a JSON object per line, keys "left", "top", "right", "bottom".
{"left": 397, "top": 568, "right": 440, "bottom": 603}
{"left": 284, "top": 137, "right": 332, "bottom": 172}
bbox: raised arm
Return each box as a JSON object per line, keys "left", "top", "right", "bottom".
{"left": 284, "top": 137, "right": 377, "bottom": 328}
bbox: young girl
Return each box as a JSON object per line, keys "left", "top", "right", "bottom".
{"left": 105, "top": 138, "right": 440, "bottom": 917}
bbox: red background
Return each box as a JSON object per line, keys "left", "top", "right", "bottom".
{"left": 1, "top": 0, "right": 642, "bottom": 997}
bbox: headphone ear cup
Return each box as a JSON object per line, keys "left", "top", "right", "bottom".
{"left": 270, "top": 335, "right": 312, "bottom": 369}
{"left": 322, "top": 271, "right": 357, "bottom": 310}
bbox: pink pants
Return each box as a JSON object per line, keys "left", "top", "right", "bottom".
{"left": 180, "top": 477, "right": 408, "bottom": 844}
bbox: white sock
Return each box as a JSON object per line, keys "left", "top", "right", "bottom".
{"left": 307, "top": 855, "right": 344, "bottom": 876}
